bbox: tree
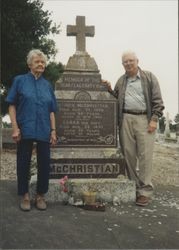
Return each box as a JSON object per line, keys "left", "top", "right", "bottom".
{"left": 159, "top": 116, "right": 166, "bottom": 133}
{"left": 44, "top": 62, "right": 64, "bottom": 89}
{"left": 1, "top": 0, "right": 62, "bottom": 115}
{"left": 174, "top": 113, "right": 179, "bottom": 124}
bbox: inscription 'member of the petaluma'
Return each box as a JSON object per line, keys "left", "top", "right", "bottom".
{"left": 56, "top": 74, "right": 105, "bottom": 91}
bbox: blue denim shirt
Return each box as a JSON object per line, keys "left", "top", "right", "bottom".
{"left": 6, "top": 72, "right": 57, "bottom": 142}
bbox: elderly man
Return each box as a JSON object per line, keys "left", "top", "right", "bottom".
{"left": 104, "top": 51, "right": 164, "bottom": 206}
{"left": 6, "top": 49, "right": 57, "bottom": 211}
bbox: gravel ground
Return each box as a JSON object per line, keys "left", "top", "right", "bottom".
{"left": 1, "top": 142, "right": 179, "bottom": 186}
{"left": 152, "top": 142, "right": 179, "bottom": 186}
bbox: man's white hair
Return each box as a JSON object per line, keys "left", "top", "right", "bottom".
{"left": 122, "top": 50, "right": 138, "bottom": 61}
{"left": 27, "top": 49, "right": 47, "bottom": 65}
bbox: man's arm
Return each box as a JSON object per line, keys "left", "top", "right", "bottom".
{"left": 150, "top": 72, "right": 165, "bottom": 120}
{"left": 148, "top": 72, "right": 165, "bottom": 133}
{"left": 102, "top": 80, "right": 118, "bottom": 99}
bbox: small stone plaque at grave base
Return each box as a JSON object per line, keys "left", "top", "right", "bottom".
{"left": 50, "top": 158, "right": 125, "bottom": 178}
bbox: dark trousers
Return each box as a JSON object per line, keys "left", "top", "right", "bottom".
{"left": 17, "top": 139, "right": 50, "bottom": 196}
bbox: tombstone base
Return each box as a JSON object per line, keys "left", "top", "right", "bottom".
{"left": 50, "top": 147, "right": 125, "bottom": 178}
{"left": 30, "top": 176, "right": 136, "bottom": 204}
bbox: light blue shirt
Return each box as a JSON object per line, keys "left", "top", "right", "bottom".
{"left": 124, "top": 72, "right": 146, "bottom": 110}
{"left": 6, "top": 72, "right": 57, "bottom": 142}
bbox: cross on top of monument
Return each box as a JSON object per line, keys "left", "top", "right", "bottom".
{"left": 67, "top": 16, "right": 94, "bottom": 53}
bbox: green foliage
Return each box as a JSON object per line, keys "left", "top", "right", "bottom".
{"left": 44, "top": 62, "right": 64, "bottom": 89}
{"left": 2, "top": 121, "right": 12, "bottom": 128}
{"left": 169, "top": 123, "right": 176, "bottom": 133}
{"left": 1, "top": 0, "right": 61, "bottom": 115}
{"left": 174, "top": 113, "right": 179, "bottom": 124}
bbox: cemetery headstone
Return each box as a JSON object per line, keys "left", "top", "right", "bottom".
{"left": 50, "top": 16, "right": 125, "bottom": 178}
{"left": 164, "top": 112, "right": 171, "bottom": 138}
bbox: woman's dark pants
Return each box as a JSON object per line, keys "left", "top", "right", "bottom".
{"left": 17, "top": 139, "right": 50, "bottom": 195}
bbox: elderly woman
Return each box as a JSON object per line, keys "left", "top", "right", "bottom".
{"left": 6, "top": 49, "right": 57, "bottom": 211}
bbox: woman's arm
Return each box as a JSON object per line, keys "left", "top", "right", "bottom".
{"left": 50, "top": 112, "right": 57, "bottom": 145}
{"left": 9, "top": 105, "right": 21, "bottom": 142}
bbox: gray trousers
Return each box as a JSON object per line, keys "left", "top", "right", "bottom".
{"left": 120, "top": 113, "right": 155, "bottom": 197}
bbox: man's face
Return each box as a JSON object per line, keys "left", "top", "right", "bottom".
{"left": 122, "top": 54, "right": 138, "bottom": 76}
{"left": 28, "top": 55, "right": 46, "bottom": 75}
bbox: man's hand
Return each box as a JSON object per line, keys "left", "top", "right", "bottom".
{"left": 101, "top": 79, "right": 112, "bottom": 91}
{"left": 50, "top": 130, "right": 57, "bottom": 146}
{"left": 148, "top": 120, "right": 157, "bottom": 133}
{"left": 12, "top": 128, "right": 21, "bottom": 143}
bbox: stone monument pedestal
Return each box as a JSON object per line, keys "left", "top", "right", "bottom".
{"left": 30, "top": 176, "right": 136, "bottom": 204}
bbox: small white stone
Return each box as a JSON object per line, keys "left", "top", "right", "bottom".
{"left": 113, "top": 196, "right": 121, "bottom": 206}
{"left": 74, "top": 199, "right": 83, "bottom": 206}
{"left": 68, "top": 196, "right": 74, "bottom": 205}
{"left": 158, "top": 221, "right": 162, "bottom": 225}
{"left": 107, "top": 228, "right": 112, "bottom": 231}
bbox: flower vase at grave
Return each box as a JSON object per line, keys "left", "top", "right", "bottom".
{"left": 83, "top": 191, "right": 97, "bottom": 205}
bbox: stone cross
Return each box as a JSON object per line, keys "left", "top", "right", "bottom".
{"left": 67, "top": 16, "right": 94, "bottom": 52}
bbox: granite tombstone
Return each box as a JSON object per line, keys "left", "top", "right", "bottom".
{"left": 50, "top": 16, "right": 125, "bottom": 178}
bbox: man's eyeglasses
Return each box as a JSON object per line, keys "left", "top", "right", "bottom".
{"left": 122, "top": 59, "right": 135, "bottom": 65}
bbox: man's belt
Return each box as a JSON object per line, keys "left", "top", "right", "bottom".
{"left": 123, "top": 109, "right": 147, "bottom": 115}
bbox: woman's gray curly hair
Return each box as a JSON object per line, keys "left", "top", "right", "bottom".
{"left": 27, "top": 49, "right": 47, "bottom": 65}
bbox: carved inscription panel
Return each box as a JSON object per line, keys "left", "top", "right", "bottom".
{"left": 56, "top": 100, "right": 117, "bottom": 147}
{"left": 56, "top": 74, "right": 106, "bottom": 91}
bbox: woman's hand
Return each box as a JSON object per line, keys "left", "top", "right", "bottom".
{"left": 12, "top": 128, "right": 21, "bottom": 143}
{"left": 50, "top": 130, "right": 57, "bottom": 146}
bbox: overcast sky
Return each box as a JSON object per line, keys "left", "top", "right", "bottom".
{"left": 42, "top": 0, "right": 178, "bottom": 120}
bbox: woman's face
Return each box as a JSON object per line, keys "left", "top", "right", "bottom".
{"left": 28, "top": 55, "right": 46, "bottom": 75}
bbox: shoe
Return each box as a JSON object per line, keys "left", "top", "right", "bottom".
{"left": 136, "top": 195, "right": 149, "bottom": 206}
{"left": 35, "top": 195, "right": 47, "bottom": 210}
{"left": 20, "top": 195, "right": 31, "bottom": 211}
